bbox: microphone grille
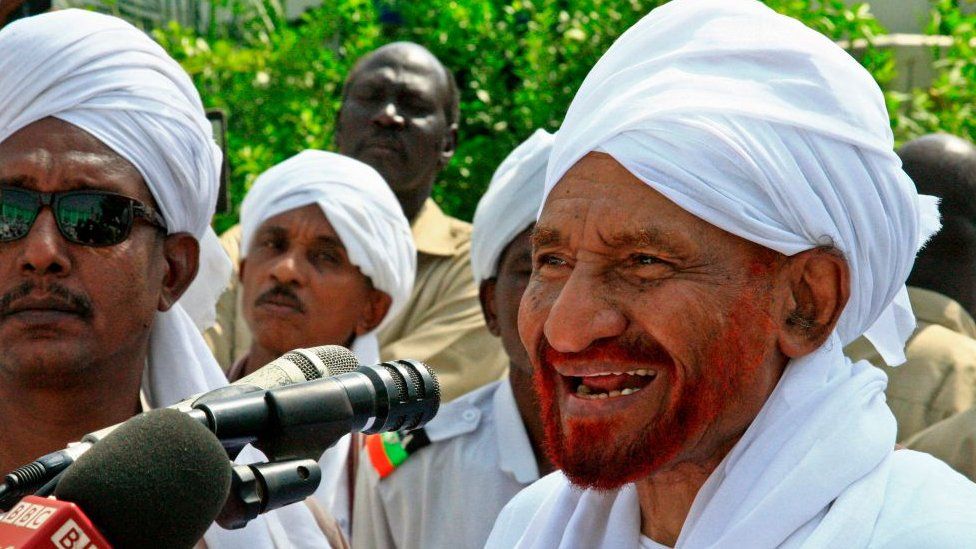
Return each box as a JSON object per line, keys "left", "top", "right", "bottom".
{"left": 282, "top": 350, "right": 319, "bottom": 380}
{"left": 310, "top": 345, "right": 359, "bottom": 375}
{"left": 286, "top": 345, "right": 358, "bottom": 380}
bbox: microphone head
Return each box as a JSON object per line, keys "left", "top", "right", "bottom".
{"left": 288, "top": 345, "right": 359, "bottom": 378}
{"left": 364, "top": 359, "right": 440, "bottom": 433}
{"left": 54, "top": 409, "right": 231, "bottom": 549}
{"left": 234, "top": 345, "right": 358, "bottom": 391}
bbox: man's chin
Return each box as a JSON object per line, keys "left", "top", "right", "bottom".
{"left": 552, "top": 421, "right": 660, "bottom": 490}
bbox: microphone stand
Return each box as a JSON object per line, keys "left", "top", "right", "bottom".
{"left": 217, "top": 459, "right": 322, "bottom": 529}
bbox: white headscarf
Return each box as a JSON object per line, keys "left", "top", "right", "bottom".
{"left": 239, "top": 149, "right": 416, "bottom": 536}
{"left": 488, "top": 1, "right": 943, "bottom": 547}
{"left": 471, "top": 129, "right": 554, "bottom": 283}
{"left": 0, "top": 11, "right": 330, "bottom": 548}
{"left": 239, "top": 149, "right": 416, "bottom": 365}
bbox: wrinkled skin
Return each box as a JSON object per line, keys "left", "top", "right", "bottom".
{"left": 518, "top": 152, "right": 795, "bottom": 489}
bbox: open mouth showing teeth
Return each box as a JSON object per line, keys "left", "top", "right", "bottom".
{"left": 569, "top": 369, "right": 657, "bottom": 400}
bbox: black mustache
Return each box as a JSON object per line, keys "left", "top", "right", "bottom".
{"left": 0, "top": 281, "right": 94, "bottom": 318}
{"left": 255, "top": 285, "right": 305, "bottom": 313}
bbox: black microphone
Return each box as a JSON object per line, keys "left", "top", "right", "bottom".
{"left": 52, "top": 408, "right": 232, "bottom": 549}
{"left": 190, "top": 359, "right": 441, "bottom": 461}
{"left": 0, "top": 345, "right": 358, "bottom": 511}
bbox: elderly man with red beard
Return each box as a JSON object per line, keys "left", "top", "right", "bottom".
{"left": 486, "top": 1, "right": 976, "bottom": 548}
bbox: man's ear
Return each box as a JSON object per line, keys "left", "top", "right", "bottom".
{"left": 438, "top": 123, "right": 458, "bottom": 168}
{"left": 479, "top": 279, "right": 501, "bottom": 337}
{"left": 777, "top": 247, "right": 850, "bottom": 358}
{"left": 355, "top": 289, "right": 394, "bottom": 336}
{"left": 157, "top": 233, "right": 200, "bottom": 312}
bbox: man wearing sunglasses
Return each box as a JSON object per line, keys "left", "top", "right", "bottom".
{"left": 0, "top": 10, "right": 334, "bottom": 547}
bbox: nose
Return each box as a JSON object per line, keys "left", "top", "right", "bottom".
{"left": 543, "top": 266, "right": 627, "bottom": 353}
{"left": 373, "top": 101, "right": 405, "bottom": 128}
{"left": 267, "top": 249, "right": 305, "bottom": 287}
{"left": 17, "top": 208, "right": 71, "bottom": 277}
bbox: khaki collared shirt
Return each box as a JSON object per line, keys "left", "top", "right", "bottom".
{"left": 844, "top": 287, "right": 976, "bottom": 443}
{"left": 204, "top": 199, "right": 506, "bottom": 401}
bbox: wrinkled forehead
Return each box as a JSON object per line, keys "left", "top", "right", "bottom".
{"left": 252, "top": 202, "right": 342, "bottom": 243}
{"left": 0, "top": 117, "right": 155, "bottom": 206}
{"left": 535, "top": 151, "right": 764, "bottom": 259}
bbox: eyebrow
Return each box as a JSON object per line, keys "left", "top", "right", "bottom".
{"left": 0, "top": 175, "right": 35, "bottom": 187}
{"left": 311, "top": 235, "right": 347, "bottom": 252}
{"left": 600, "top": 227, "right": 683, "bottom": 256}
{"left": 531, "top": 225, "right": 563, "bottom": 249}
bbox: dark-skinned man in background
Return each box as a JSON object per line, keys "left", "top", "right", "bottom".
{"left": 208, "top": 42, "right": 506, "bottom": 402}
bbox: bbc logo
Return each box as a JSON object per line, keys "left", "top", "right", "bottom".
{"left": 51, "top": 519, "right": 99, "bottom": 549}
{"left": 0, "top": 501, "right": 55, "bottom": 530}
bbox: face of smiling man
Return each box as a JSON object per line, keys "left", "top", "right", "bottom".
{"left": 518, "top": 152, "right": 819, "bottom": 489}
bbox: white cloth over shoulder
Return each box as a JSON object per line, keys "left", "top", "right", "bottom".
{"left": 239, "top": 149, "right": 416, "bottom": 536}
{"left": 0, "top": 11, "right": 330, "bottom": 548}
{"left": 488, "top": 1, "right": 973, "bottom": 548}
{"left": 471, "top": 129, "right": 554, "bottom": 283}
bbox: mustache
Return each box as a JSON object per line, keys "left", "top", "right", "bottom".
{"left": 0, "top": 281, "right": 94, "bottom": 318}
{"left": 356, "top": 132, "right": 407, "bottom": 159}
{"left": 539, "top": 334, "right": 674, "bottom": 370}
{"left": 255, "top": 284, "right": 305, "bottom": 313}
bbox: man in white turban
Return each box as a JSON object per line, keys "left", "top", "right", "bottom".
{"left": 235, "top": 149, "right": 416, "bottom": 537}
{"left": 486, "top": 1, "right": 976, "bottom": 547}
{"left": 0, "top": 10, "right": 335, "bottom": 548}
{"left": 351, "top": 129, "right": 555, "bottom": 549}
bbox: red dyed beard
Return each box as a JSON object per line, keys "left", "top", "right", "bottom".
{"left": 534, "top": 292, "right": 779, "bottom": 490}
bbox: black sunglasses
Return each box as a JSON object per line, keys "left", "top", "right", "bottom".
{"left": 0, "top": 187, "right": 168, "bottom": 247}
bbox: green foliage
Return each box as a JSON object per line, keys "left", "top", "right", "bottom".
{"left": 890, "top": 0, "right": 976, "bottom": 146}
{"left": 150, "top": 0, "right": 932, "bottom": 229}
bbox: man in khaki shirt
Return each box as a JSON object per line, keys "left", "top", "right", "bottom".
{"left": 846, "top": 134, "right": 976, "bottom": 463}
{"left": 207, "top": 42, "right": 506, "bottom": 401}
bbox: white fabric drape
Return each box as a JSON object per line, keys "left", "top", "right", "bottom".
{"left": 471, "top": 129, "right": 554, "bottom": 283}
{"left": 0, "top": 11, "right": 328, "bottom": 548}
{"left": 491, "top": 0, "right": 945, "bottom": 547}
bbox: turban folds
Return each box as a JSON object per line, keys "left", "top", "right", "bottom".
{"left": 471, "top": 129, "right": 554, "bottom": 283}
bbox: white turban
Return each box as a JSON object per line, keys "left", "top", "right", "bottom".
{"left": 471, "top": 129, "right": 554, "bottom": 284}
{"left": 488, "top": 1, "right": 951, "bottom": 548}
{"left": 0, "top": 12, "right": 331, "bottom": 548}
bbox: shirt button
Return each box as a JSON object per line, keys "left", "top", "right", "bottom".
{"left": 462, "top": 409, "right": 479, "bottom": 422}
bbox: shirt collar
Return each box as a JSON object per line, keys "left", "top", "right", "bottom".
{"left": 494, "top": 378, "right": 540, "bottom": 484}
{"left": 410, "top": 198, "right": 458, "bottom": 257}
{"left": 908, "top": 286, "right": 976, "bottom": 339}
